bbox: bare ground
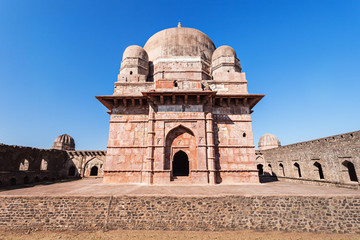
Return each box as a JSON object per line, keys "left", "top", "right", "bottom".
{"left": 0, "top": 230, "right": 359, "bottom": 240}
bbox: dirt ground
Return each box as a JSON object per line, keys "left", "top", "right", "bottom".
{"left": 0, "top": 230, "right": 359, "bottom": 240}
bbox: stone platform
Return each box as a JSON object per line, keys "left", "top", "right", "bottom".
{"left": 0, "top": 178, "right": 359, "bottom": 196}
{"left": 1, "top": 179, "right": 360, "bottom": 233}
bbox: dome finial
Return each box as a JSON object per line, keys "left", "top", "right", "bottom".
{"left": 178, "top": 18, "right": 181, "bottom": 28}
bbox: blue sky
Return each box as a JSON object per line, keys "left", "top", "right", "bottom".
{"left": 0, "top": 0, "right": 359, "bottom": 150}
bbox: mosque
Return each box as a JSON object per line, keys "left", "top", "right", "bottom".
{"left": 96, "top": 23, "right": 264, "bottom": 184}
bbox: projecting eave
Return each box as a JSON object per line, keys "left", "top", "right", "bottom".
{"left": 214, "top": 93, "right": 265, "bottom": 109}
{"left": 95, "top": 95, "right": 148, "bottom": 111}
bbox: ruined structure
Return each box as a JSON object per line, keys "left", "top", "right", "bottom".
{"left": 50, "top": 134, "right": 106, "bottom": 179}
{"left": 0, "top": 135, "right": 105, "bottom": 187}
{"left": 0, "top": 143, "right": 68, "bottom": 186}
{"left": 256, "top": 131, "right": 360, "bottom": 189}
{"left": 96, "top": 25, "right": 264, "bottom": 184}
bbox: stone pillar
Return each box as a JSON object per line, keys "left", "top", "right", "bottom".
{"left": 142, "top": 103, "right": 155, "bottom": 184}
{"left": 205, "top": 99, "right": 216, "bottom": 184}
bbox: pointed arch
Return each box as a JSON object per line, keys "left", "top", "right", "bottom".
{"left": 279, "top": 163, "right": 285, "bottom": 176}
{"left": 313, "top": 161, "right": 324, "bottom": 179}
{"left": 164, "top": 125, "right": 197, "bottom": 178}
{"left": 172, "top": 150, "right": 189, "bottom": 176}
{"left": 294, "top": 162, "right": 302, "bottom": 178}
{"left": 342, "top": 161, "right": 358, "bottom": 182}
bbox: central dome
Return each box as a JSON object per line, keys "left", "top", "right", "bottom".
{"left": 144, "top": 27, "right": 216, "bottom": 62}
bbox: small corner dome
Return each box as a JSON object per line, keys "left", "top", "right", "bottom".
{"left": 122, "top": 45, "right": 148, "bottom": 61}
{"left": 54, "top": 134, "right": 74, "bottom": 145}
{"left": 52, "top": 134, "right": 75, "bottom": 151}
{"left": 258, "top": 133, "right": 281, "bottom": 150}
{"left": 211, "top": 45, "right": 237, "bottom": 61}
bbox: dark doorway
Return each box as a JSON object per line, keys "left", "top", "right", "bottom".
{"left": 172, "top": 151, "right": 189, "bottom": 176}
{"left": 294, "top": 163, "right": 302, "bottom": 178}
{"left": 314, "top": 162, "right": 324, "bottom": 179}
{"left": 257, "top": 164, "right": 263, "bottom": 175}
{"left": 68, "top": 166, "right": 76, "bottom": 176}
{"left": 90, "top": 166, "right": 98, "bottom": 176}
{"left": 346, "top": 162, "right": 358, "bottom": 182}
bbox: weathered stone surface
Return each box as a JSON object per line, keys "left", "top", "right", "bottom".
{"left": 0, "top": 195, "right": 359, "bottom": 234}
{"left": 97, "top": 25, "right": 264, "bottom": 185}
{"left": 0, "top": 140, "right": 106, "bottom": 187}
{"left": 256, "top": 131, "right": 360, "bottom": 189}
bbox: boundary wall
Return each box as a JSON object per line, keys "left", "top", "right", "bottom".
{"left": 256, "top": 131, "right": 360, "bottom": 189}
{"left": 0, "top": 195, "right": 359, "bottom": 234}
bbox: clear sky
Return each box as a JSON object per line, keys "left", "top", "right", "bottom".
{"left": 0, "top": 0, "right": 359, "bottom": 150}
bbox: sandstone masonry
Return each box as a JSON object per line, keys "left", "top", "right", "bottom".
{"left": 0, "top": 195, "right": 359, "bottom": 234}
{"left": 256, "top": 131, "right": 360, "bottom": 189}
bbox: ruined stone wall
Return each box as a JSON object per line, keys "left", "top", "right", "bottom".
{"left": 256, "top": 131, "right": 360, "bottom": 189}
{"left": 0, "top": 144, "right": 68, "bottom": 186}
{"left": 65, "top": 151, "right": 106, "bottom": 178}
{"left": 0, "top": 195, "right": 359, "bottom": 234}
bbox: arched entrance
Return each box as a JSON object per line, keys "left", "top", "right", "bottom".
{"left": 90, "top": 166, "right": 98, "bottom": 176}
{"left": 172, "top": 151, "right": 189, "bottom": 176}
{"left": 164, "top": 125, "right": 197, "bottom": 182}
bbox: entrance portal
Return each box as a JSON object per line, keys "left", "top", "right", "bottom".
{"left": 172, "top": 151, "right": 189, "bottom": 177}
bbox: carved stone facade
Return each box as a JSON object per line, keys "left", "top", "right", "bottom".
{"left": 256, "top": 131, "right": 360, "bottom": 189}
{"left": 97, "top": 25, "right": 264, "bottom": 184}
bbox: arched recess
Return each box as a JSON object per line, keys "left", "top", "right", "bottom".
{"left": 279, "top": 163, "right": 285, "bottom": 176}
{"left": 83, "top": 157, "right": 103, "bottom": 177}
{"left": 294, "top": 162, "right": 302, "bottom": 178}
{"left": 164, "top": 125, "right": 197, "bottom": 174}
{"left": 342, "top": 161, "right": 358, "bottom": 182}
{"left": 314, "top": 162, "right": 324, "bottom": 179}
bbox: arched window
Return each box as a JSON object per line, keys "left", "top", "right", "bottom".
{"left": 314, "top": 162, "right": 324, "bottom": 179}
{"left": 294, "top": 163, "right": 302, "bottom": 178}
{"left": 19, "top": 159, "right": 29, "bottom": 171}
{"left": 343, "top": 161, "right": 358, "bottom": 182}
{"left": 40, "top": 159, "right": 48, "bottom": 171}
{"left": 279, "top": 163, "right": 285, "bottom": 176}
{"left": 257, "top": 164, "right": 264, "bottom": 175}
